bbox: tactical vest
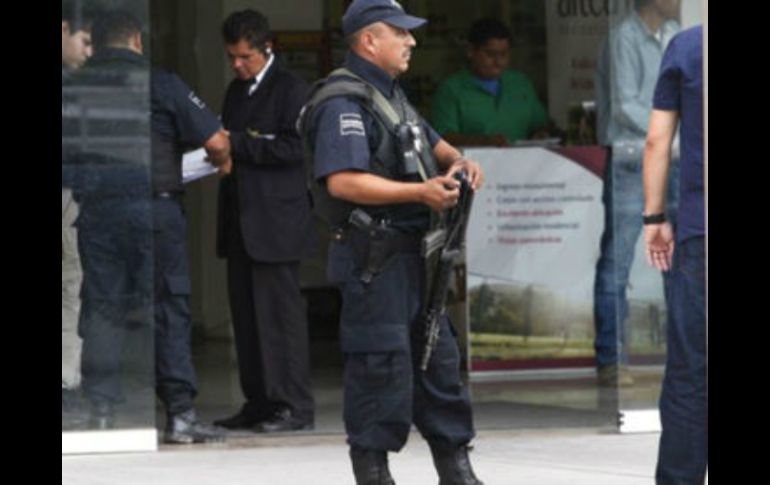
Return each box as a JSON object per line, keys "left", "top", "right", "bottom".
{"left": 151, "top": 132, "right": 184, "bottom": 194}
{"left": 298, "top": 68, "right": 439, "bottom": 228}
{"left": 62, "top": 49, "right": 152, "bottom": 200}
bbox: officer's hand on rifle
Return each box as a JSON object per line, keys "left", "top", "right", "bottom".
{"left": 446, "top": 157, "right": 484, "bottom": 191}
{"left": 420, "top": 175, "right": 460, "bottom": 211}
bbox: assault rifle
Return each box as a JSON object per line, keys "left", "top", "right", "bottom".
{"left": 419, "top": 171, "right": 474, "bottom": 371}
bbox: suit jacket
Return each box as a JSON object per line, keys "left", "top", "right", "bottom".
{"left": 216, "top": 61, "right": 312, "bottom": 263}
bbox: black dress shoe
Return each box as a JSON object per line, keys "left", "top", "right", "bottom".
{"left": 255, "top": 408, "right": 314, "bottom": 433}
{"left": 213, "top": 410, "right": 262, "bottom": 430}
{"left": 164, "top": 409, "right": 225, "bottom": 444}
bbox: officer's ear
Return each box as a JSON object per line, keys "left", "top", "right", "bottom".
{"left": 358, "top": 27, "right": 381, "bottom": 57}
{"left": 62, "top": 21, "right": 71, "bottom": 37}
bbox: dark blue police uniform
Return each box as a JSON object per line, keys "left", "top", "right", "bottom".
{"left": 64, "top": 47, "right": 220, "bottom": 419}
{"left": 150, "top": 67, "right": 221, "bottom": 415}
{"left": 63, "top": 47, "right": 154, "bottom": 413}
{"left": 306, "top": 51, "right": 475, "bottom": 452}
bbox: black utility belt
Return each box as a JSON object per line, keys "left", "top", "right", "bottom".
{"left": 334, "top": 225, "right": 423, "bottom": 284}
{"left": 332, "top": 226, "right": 422, "bottom": 253}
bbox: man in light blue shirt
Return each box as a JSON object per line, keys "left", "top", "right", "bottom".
{"left": 592, "top": 0, "right": 680, "bottom": 387}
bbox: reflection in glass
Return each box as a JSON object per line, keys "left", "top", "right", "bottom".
{"left": 62, "top": 0, "right": 153, "bottom": 433}
{"left": 597, "top": 0, "right": 680, "bottom": 401}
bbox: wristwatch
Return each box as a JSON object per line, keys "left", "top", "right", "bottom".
{"left": 642, "top": 213, "right": 666, "bottom": 225}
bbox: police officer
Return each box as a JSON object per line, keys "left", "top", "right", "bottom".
{"left": 71, "top": 10, "right": 229, "bottom": 443}
{"left": 300, "top": 1, "right": 484, "bottom": 483}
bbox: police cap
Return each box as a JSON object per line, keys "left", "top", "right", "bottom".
{"left": 342, "top": 0, "right": 427, "bottom": 37}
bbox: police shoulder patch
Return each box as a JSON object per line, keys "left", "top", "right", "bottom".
{"left": 188, "top": 92, "right": 206, "bottom": 110}
{"left": 339, "top": 113, "right": 365, "bottom": 137}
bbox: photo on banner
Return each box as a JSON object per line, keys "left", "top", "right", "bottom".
{"left": 466, "top": 147, "right": 668, "bottom": 372}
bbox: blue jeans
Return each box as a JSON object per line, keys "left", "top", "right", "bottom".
{"left": 593, "top": 153, "right": 679, "bottom": 366}
{"left": 656, "top": 237, "right": 707, "bottom": 484}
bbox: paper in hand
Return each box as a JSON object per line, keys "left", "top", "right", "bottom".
{"left": 182, "top": 148, "right": 218, "bottom": 184}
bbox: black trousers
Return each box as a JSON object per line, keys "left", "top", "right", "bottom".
{"left": 225, "top": 239, "right": 314, "bottom": 421}
{"left": 78, "top": 198, "right": 153, "bottom": 406}
{"left": 334, "top": 249, "right": 475, "bottom": 451}
{"left": 152, "top": 198, "right": 198, "bottom": 415}
{"left": 80, "top": 197, "right": 199, "bottom": 415}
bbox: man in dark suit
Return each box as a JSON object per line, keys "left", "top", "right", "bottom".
{"left": 213, "top": 9, "right": 315, "bottom": 433}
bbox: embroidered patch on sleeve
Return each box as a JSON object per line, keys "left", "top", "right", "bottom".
{"left": 188, "top": 92, "right": 207, "bottom": 110}
{"left": 340, "top": 113, "right": 365, "bottom": 136}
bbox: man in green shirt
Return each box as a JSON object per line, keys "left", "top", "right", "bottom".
{"left": 431, "top": 18, "right": 549, "bottom": 146}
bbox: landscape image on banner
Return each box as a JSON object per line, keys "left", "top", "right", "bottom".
{"left": 465, "top": 148, "right": 668, "bottom": 371}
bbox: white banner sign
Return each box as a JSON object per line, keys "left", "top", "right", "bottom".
{"left": 466, "top": 147, "right": 602, "bottom": 301}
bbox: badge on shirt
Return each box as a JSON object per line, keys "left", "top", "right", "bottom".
{"left": 340, "top": 113, "right": 365, "bottom": 137}
{"left": 188, "top": 92, "right": 206, "bottom": 110}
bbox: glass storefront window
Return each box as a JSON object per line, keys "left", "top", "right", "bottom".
{"left": 62, "top": 0, "right": 156, "bottom": 453}
{"left": 62, "top": 0, "right": 706, "bottom": 456}
{"left": 604, "top": 0, "right": 703, "bottom": 429}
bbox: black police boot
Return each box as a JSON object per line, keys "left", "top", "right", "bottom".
{"left": 349, "top": 447, "right": 396, "bottom": 485}
{"left": 88, "top": 400, "right": 115, "bottom": 430}
{"left": 429, "top": 444, "right": 484, "bottom": 485}
{"left": 164, "top": 409, "right": 225, "bottom": 444}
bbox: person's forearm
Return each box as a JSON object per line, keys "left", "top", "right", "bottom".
{"left": 327, "top": 171, "right": 423, "bottom": 205}
{"left": 643, "top": 145, "right": 669, "bottom": 214}
{"left": 433, "top": 139, "right": 465, "bottom": 170}
{"left": 643, "top": 110, "right": 679, "bottom": 214}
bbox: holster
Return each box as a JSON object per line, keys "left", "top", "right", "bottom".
{"left": 346, "top": 226, "right": 421, "bottom": 284}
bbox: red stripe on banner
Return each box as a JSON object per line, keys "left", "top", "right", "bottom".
{"left": 548, "top": 146, "right": 608, "bottom": 179}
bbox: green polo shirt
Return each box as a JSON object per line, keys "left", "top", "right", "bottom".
{"left": 431, "top": 68, "right": 548, "bottom": 142}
